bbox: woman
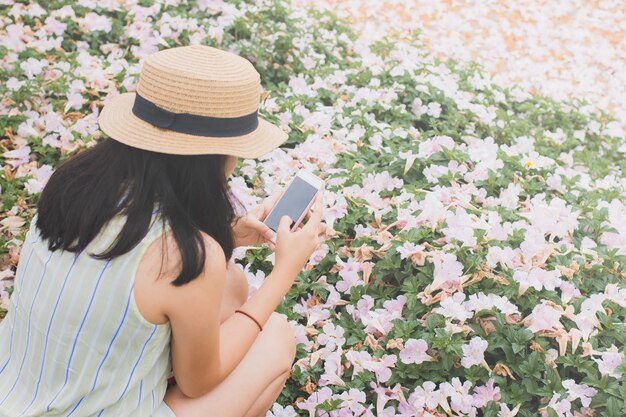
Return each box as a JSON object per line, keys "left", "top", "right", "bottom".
{"left": 0, "top": 45, "right": 324, "bottom": 417}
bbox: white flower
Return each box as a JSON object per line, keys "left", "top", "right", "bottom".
{"left": 461, "top": 337, "right": 488, "bottom": 368}
{"left": 6, "top": 77, "right": 25, "bottom": 91}
{"left": 426, "top": 102, "right": 442, "bottom": 118}
{"left": 20, "top": 57, "right": 47, "bottom": 79}
{"left": 65, "top": 92, "right": 84, "bottom": 111}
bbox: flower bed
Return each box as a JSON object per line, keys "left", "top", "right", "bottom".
{"left": 0, "top": 1, "right": 625, "bottom": 416}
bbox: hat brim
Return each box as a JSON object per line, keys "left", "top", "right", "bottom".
{"left": 98, "top": 92, "right": 288, "bottom": 158}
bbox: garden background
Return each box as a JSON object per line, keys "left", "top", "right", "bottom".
{"left": 1, "top": 1, "right": 625, "bottom": 416}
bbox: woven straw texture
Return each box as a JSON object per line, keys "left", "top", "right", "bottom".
{"left": 98, "top": 45, "right": 287, "bottom": 157}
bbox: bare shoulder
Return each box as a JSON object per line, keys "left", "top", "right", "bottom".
{"left": 134, "top": 228, "right": 228, "bottom": 325}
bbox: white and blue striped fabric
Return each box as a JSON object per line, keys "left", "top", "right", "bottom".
{"left": 0, "top": 210, "right": 176, "bottom": 417}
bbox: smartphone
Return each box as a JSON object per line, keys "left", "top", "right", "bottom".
{"left": 263, "top": 170, "right": 324, "bottom": 233}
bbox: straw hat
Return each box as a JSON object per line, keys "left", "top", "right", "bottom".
{"left": 98, "top": 45, "right": 288, "bottom": 158}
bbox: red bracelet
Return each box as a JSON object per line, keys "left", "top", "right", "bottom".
{"left": 235, "top": 309, "right": 263, "bottom": 331}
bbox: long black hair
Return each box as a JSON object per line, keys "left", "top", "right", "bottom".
{"left": 36, "top": 138, "right": 241, "bottom": 287}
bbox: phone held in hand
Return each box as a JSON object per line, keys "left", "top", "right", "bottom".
{"left": 263, "top": 170, "right": 324, "bottom": 233}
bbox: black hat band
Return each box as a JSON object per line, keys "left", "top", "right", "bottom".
{"left": 131, "top": 92, "right": 259, "bottom": 137}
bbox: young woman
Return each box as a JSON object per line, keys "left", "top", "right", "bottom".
{"left": 0, "top": 45, "right": 324, "bottom": 417}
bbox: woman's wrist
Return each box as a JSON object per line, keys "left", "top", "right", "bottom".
{"left": 268, "top": 263, "right": 299, "bottom": 292}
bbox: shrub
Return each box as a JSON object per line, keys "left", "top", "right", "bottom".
{"left": 0, "top": 1, "right": 624, "bottom": 416}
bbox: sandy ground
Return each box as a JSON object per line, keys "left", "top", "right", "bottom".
{"left": 298, "top": 0, "right": 626, "bottom": 131}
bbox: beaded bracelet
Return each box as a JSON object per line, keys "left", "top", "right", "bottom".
{"left": 235, "top": 309, "right": 263, "bottom": 331}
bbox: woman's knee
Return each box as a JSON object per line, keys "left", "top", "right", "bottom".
{"left": 261, "top": 312, "right": 297, "bottom": 369}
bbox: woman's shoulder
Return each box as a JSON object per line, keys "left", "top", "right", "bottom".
{"left": 134, "top": 227, "right": 227, "bottom": 326}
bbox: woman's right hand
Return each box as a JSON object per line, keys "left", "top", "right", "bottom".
{"left": 273, "top": 192, "right": 324, "bottom": 280}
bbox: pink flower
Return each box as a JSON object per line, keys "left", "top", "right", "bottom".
{"left": 462, "top": 293, "right": 519, "bottom": 316}
{"left": 525, "top": 303, "right": 563, "bottom": 333}
{"left": 545, "top": 394, "right": 572, "bottom": 417}
{"left": 337, "top": 388, "right": 367, "bottom": 414}
{"left": 308, "top": 243, "right": 330, "bottom": 266}
{"left": 43, "top": 16, "right": 67, "bottom": 36}
{"left": 415, "top": 192, "right": 447, "bottom": 228}
{"left": 267, "top": 403, "right": 298, "bottom": 417}
{"left": 397, "top": 242, "right": 426, "bottom": 266}
{"left": 574, "top": 293, "right": 610, "bottom": 340}
{"left": 292, "top": 296, "right": 332, "bottom": 326}
{"left": 318, "top": 322, "right": 346, "bottom": 351}
{"left": 367, "top": 354, "right": 397, "bottom": 383}
{"left": 289, "top": 321, "right": 310, "bottom": 350}
{"left": 345, "top": 295, "right": 375, "bottom": 322}
{"left": 25, "top": 179, "right": 44, "bottom": 195}
{"left": 472, "top": 379, "right": 501, "bottom": 408}
{"left": 319, "top": 350, "right": 346, "bottom": 387}
{"left": 513, "top": 267, "right": 563, "bottom": 294}
{"left": 297, "top": 387, "right": 334, "bottom": 414}
{"left": 429, "top": 251, "right": 464, "bottom": 292}
{"left": 370, "top": 382, "right": 404, "bottom": 416}
{"left": 399, "top": 339, "right": 432, "bottom": 365}
{"left": 335, "top": 256, "right": 364, "bottom": 293}
{"left": 558, "top": 281, "right": 581, "bottom": 303}
{"left": 441, "top": 378, "right": 475, "bottom": 416}
{"left": 43, "top": 134, "right": 61, "bottom": 148}
{"left": 81, "top": 12, "right": 112, "bottom": 32}
{"left": 461, "top": 337, "right": 489, "bottom": 368}
{"left": 498, "top": 403, "right": 520, "bottom": 417}
{"left": 435, "top": 292, "right": 473, "bottom": 322}
{"left": 562, "top": 379, "right": 597, "bottom": 408}
{"left": 3, "top": 146, "right": 31, "bottom": 168}
{"left": 345, "top": 350, "right": 397, "bottom": 383}
{"left": 23, "top": 164, "right": 54, "bottom": 195}
{"left": 592, "top": 345, "right": 624, "bottom": 378}
{"left": 418, "top": 135, "right": 454, "bottom": 159}
{"left": 362, "top": 171, "right": 403, "bottom": 193}
{"left": 443, "top": 208, "right": 477, "bottom": 247}
{"left": 355, "top": 295, "right": 406, "bottom": 335}
{"left": 522, "top": 197, "right": 579, "bottom": 239}
{"left": 345, "top": 350, "right": 372, "bottom": 377}
{"left": 406, "top": 381, "right": 442, "bottom": 411}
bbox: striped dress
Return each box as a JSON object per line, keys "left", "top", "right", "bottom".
{"left": 0, "top": 210, "right": 176, "bottom": 417}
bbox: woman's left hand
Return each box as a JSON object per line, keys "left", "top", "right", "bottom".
{"left": 231, "top": 191, "right": 283, "bottom": 250}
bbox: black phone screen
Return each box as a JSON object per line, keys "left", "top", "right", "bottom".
{"left": 264, "top": 177, "right": 319, "bottom": 232}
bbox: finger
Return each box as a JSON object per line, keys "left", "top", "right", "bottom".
{"left": 247, "top": 217, "right": 271, "bottom": 236}
{"left": 248, "top": 218, "right": 274, "bottom": 240}
{"left": 277, "top": 215, "right": 293, "bottom": 235}
{"left": 303, "top": 192, "right": 324, "bottom": 233}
